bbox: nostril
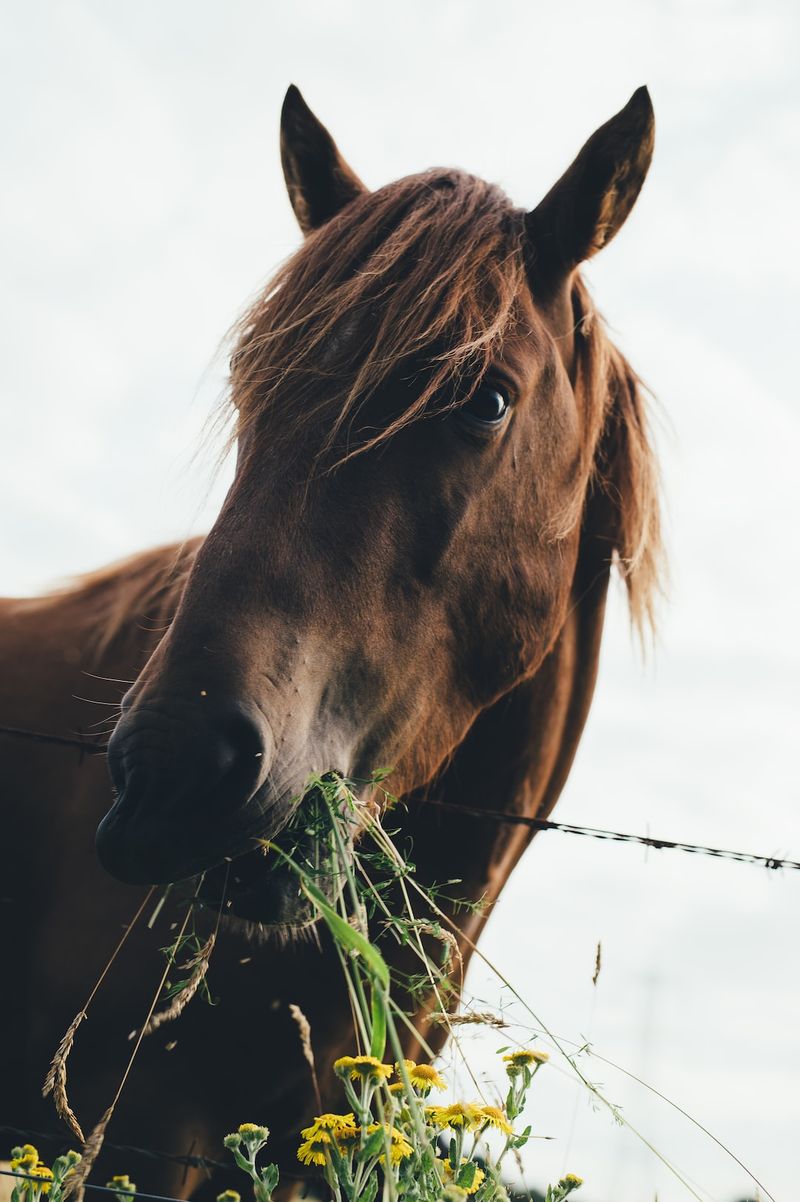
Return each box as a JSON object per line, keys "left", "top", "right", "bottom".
{"left": 103, "top": 697, "right": 271, "bottom": 826}
{"left": 96, "top": 697, "right": 273, "bottom": 885}
{"left": 215, "top": 706, "right": 271, "bottom": 799}
{"left": 224, "top": 707, "right": 267, "bottom": 760}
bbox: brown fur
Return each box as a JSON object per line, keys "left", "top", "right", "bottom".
{"left": 0, "top": 86, "right": 660, "bottom": 1198}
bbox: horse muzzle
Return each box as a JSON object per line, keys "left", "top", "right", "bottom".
{"left": 97, "top": 696, "right": 279, "bottom": 886}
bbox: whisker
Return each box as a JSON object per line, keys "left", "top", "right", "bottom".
{"left": 85, "top": 714, "right": 122, "bottom": 732}
{"left": 80, "top": 671, "right": 138, "bottom": 685}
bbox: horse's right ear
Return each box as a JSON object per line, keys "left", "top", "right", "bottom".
{"left": 280, "top": 85, "right": 368, "bottom": 235}
{"left": 526, "top": 87, "right": 654, "bottom": 288}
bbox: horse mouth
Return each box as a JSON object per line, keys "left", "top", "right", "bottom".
{"left": 196, "top": 800, "right": 350, "bottom": 928}
{"left": 197, "top": 843, "right": 317, "bottom": 928}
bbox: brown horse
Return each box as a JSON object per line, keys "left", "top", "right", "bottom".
{"left": 0, "top": 85, "right": 660, "bottom": 1196}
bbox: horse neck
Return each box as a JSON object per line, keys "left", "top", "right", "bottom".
{"left": 400, "top": 551, "right": 612, "bottom": 938}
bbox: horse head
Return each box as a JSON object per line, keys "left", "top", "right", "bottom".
{"left": 97, "top": 85, "right": 660, "bottom": 925}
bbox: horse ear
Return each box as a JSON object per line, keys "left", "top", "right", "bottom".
{"left": 280, "top": 85, "right": 368, "bottom": 235}
{"left": 526, "top": 87, "right": 654, "bottom": 285}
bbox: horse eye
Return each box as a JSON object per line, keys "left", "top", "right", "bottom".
{"left": 459, "top": 383, "right": 510, "bottom": 428}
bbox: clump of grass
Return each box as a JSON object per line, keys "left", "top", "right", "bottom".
{"left": 233, "top": 772, "right": 585, "bottom": 1202}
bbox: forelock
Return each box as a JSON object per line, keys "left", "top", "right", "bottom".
{"left": 226, "top": 169, "right": 528, "bottom": 464}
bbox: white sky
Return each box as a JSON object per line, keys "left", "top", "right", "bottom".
{"left": 1, "top": 2, "right": 798, "bottom": 1200}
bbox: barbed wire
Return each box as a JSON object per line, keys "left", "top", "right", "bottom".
{"left": 0, "top": 1167, "right": 199, "bottom": 1202}
{"left": 0, "top": 1125, "right": 226, "bottom": 1175}
{"left": 0, "top": 1127, "right": 307, "bottom": 1185}
{"left": 0, "top": 725, "right": 106, "bottom": 758}
{"left": 2, "top": 722, "right": 798, "bottom": 873}
{"left": 423, "top": 798, "right": 800, "bottom": 871}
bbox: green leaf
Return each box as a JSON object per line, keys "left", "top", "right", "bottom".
{"left": 511, "top": 1123, "right": 532, "bottom": 1149}
{"left": 359, "top": 1173, "right": 379, "bottom": 1202}
{"left": 370, "top": 986, "right": 387, "bottom": 1059}
{"left": 456, "top": 1162, "right": 478, "bottom": 1191}
{"left": 230, "top": 1147, "right": 253, "bottom": 1176}
{"left": 358, "top": 1128, "right": 387, "bottom": 1163}
{"left": 271, "top": 848, "right": 391, "bottom": 1056}
{"left": 261, "top": 1164, "right": 279, "bottom": 1193}
{"left": 267, "top": 849, "right": 389, "bottom": 989}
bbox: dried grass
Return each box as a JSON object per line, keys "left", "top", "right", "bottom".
{"left": 142, "top": 935, "right": 216, "bottom": 1036}
{"left": 63, "top": 1106, "right": 113, "bottom": 1201}
{"left": 429, "top": 1010, "right": 508, "bottom": 1030}
{"left": 289, "top": 1002, "right": 322, "bottom": 1112}
{"left": 42, "top": 1011, "right": 87, "bottom": 1142}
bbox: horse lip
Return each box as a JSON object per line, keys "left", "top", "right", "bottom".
{"left": 95, "top": 787, "right": 293, "bottom": 886}
{"left": 198, "top": 846, "right": 308, "bottom": 926}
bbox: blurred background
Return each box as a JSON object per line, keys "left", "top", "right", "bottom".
{"left": 1, "top": 2, "right": 798, "bottom": 1199}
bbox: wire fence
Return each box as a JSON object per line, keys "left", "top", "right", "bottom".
{"left": 0, "top": 1126, "right": 309, "bottom": 1188}
{"left": 1, "top": 722, "right": 798, "bottom": 874}
{"left": 0, "top": 1126, "right": 225, "bottom": 1176}
{"left": 0, "top": 1167, "right": 203, "bottom": 1202}
{"left": 423, "top": 798, "right": 800, "bottom": 871}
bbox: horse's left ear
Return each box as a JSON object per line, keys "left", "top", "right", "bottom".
{"left": 526, "top": 87, "right": 654, "bottom": 284}
{"left": 280, "top": 85, "right": 368, "bottom": 235}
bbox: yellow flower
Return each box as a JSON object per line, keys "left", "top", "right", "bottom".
{"left": 333, "top": 1055, "right": 393, "bottom": 1082}
{"left": 10, "top": 1146, "right": 39, "bottom": 1171}
{"left": 442, "top": 1159, "right": 486, "bottom": 1195}
{"left": 502, "top": 1048, "right": 548, "bottom": 1067}
{"left": 476, "top": 1105, "right": 513, "bottom": 1135}
{"left": 216, "top": 1192, "right": 240, "bottom": 1202}
{"left": 237, "top": 1123, "right": 270, "bottom": 1141}
{"left": 364, "top": 1124, "right": 413, "bottom": 1165}
{"left": 297, "top": 1131, "right": 332, "bottom": 1166}
{"left": 27, "top": 1166, "right": 54, "bottom": 1195}
{"left": 301, "top": 1113, "right": 357, "bottom": 1139}
{"left": 107, "top": 1176, "right": 136, "bottom": 1194}
{"left": 396, "top": 1060, "right": 446, "bottom": 1093}
{"left": 224, "top": 1123, "right": 269, "bottom": 1151}
{"left": 559, "top": 1174, "right": 583, "bottom": 1190}
{"left": 388, "top": 1082, "right": 405, "bottom": 1094}
{"left": 425, "top": 1102, "right": 484, "bottom": 1131}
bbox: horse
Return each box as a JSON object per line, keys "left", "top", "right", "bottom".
{"left": 0, "top": 84, "right": 661, "bottom": 1198}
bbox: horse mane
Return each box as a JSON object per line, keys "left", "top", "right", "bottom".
{"left": 48, "top": 541, "right": 200, "bottom": 660}
{"left": 570, "top": 276, "right": 663, "bottom": 636}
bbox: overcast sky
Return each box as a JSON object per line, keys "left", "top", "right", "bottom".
{"left": 2, "top": 3, "right": 798, "bottom": 1200}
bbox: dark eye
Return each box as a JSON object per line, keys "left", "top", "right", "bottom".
{"left": 457, "top": 383, "right": 510, "bottom": 430}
